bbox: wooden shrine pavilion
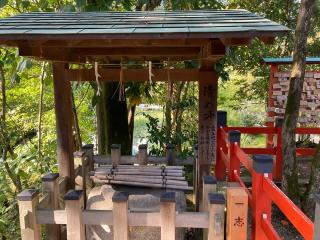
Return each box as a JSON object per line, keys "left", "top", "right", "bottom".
{"left": 0, "top": 10, "right": 289, "bottom": 195}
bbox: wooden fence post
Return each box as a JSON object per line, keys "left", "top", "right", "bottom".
{"left": 82, "top": 144, "right": 94, "bottom": 171}
{"left": 274, "top": 117, "right": 283, "bottom": 181}
{"left": 208, "top": 193, "right": 225, "bottom": 240}
{"left": 216, "top": 110, "right": 227, "bottom": 181}
{"left": 42, "top": 173, "right": 60, "bottom": 240}
{"left": 17, "top": 189, "right": 41, "bottom": 240}
{"left": 74, "top": 151, "right": 86, "bottom": 191}
{"left": 112, "top": 191, "right": 129, "bottom": 240}
{"left": 226, "top": 187, "right": 248, "bottom": 240}
{"left": 138, "top": 144, "right": 148, "bottom": 165}
{"left": 166, "top": 144, "right": 175, "bottom": 166}
{"left": 64, "top": 190, "right": 85, "bottom": 240}
{"left": 314, "top": 194, "right": 320, "bottom": 240}
{"left": 251, "top": 155, "right": 273, "bottom": 240}
{"left": 111, "top": 144, "right": 121, "bottom": 165}
{"left": 160, "top": 192, "right": 176, "bottom": 240}
{"left": 228, "top": 130, "right": 241, "bottom": 182}
{"left": 202, "top": 175, "right": 217, "bottom": 240}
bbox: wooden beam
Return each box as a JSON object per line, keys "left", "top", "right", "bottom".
{"left": 52, "top": 62, "right": 75, "bottom": 188}
{"left": 65, "top": 68, "right": 199, "bottom": 82}
{"left": 39, "top": 38, "right": 211, "bottom": 47}
{"left": 202, "top": 39, "right": 228, "bottom": 59}
{"left": 220, "top": 37, "right": 253, "bottom": 46}
{"left": 19, "top": 46, "right": 200, "bottom": 57}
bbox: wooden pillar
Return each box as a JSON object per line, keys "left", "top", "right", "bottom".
{"left": 111, "top": 144, "right": 121, "bottom": 165}
{"left": 208, "top": 193, "right": 225, "bottom": 240}
{"left": 314, "top": 194, "right": 320, "bottom": 240}
{"left": 42, "top": 173, "right": 61, "bottom": 240}
{"left": 138, "top": 144, "right": 148, "bottom": 165}
{"left": 166, "top": 144, "right": 175, "bottom": 166}
{"left": 228, "top": 130, "right": 241, "bottom": 182}
{"left": 266, "top": 64, "right": 278, "bottom": 147}
{"left": 17, "top": 189, "right": 41, "bottom": 240}
{"left": 193, "top": 144, "right": 198, "bottom": 209}
{"left": 112, "top": 191, "right": 129, "bottom": 240}
{"left": 64, "top": 190, "right": 85, "bottom": 240}
{"left": 160, "top": 192, "right": 176, "bottom": 240}
{"left": 52, "top": 62, "right": 75, "bottom": 188}
{"left": 198, "top": 65, "right": 218, "bottom": 208}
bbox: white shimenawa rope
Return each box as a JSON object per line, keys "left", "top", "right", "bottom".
{"left": 94, "top": 62, "right": 102, "bottom": 96}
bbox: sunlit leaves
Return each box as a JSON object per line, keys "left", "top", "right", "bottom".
{"left": 0, "top": 0, "right": 7, "bottom": 9}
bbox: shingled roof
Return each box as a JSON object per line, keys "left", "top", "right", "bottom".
{"left": 0, "top": 10, "right": 290, "bottom": 40}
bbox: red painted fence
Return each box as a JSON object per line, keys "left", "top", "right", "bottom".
{"left": 215, "top": 125, "right": 317, "bottom": 239}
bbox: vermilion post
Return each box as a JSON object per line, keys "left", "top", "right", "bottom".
{"left": 274, "top": 118, "right": 283, "bottom": 181}
{"left": 266, "top": 64, "right": 278, "bottom": 148}
{"left": 228, "top": 130, "right": 241, "bottom": 182}
{"left": 215, "top": 111, "right": 227, "bottom": 181}
{"left": 251, "top": 155, "right": 273, "bottom": 240}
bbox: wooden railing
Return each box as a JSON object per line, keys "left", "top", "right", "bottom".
{"left": 93, "top": 144, "right": 193, "bottom": 166}
{"left": 216, "top": 111, "right": 320, "bottom": 181}
{"left": 17, "top": 174, "right": 228, "bottom": 240}
{"left": 216, "top": 122, "right": 320, "bottom": 240}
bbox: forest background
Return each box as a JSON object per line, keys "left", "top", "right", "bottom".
{"left": 0, "top": 0, "right": 320, "bottom": 239}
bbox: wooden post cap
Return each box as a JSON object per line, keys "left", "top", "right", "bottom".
{"left": 203, "top": 175, "right": 217, "bottom": 185}
{"left": 64, "top": 190, "right": 83, "bottom": 201}
{"left": 112, "top": 192, "right": 129, "bottom": 203}
{"left": 208, "top": 193, "right": 225, "bottom": 205}
{"left": 315, "top": 194, "right": 320, "bottom": 204}
{"left": 111, "top": 144, "right": 121, "bottom": 149}
{"left": 229, "top": 130, "right": 241, "bottom": 143}
{"left": 252, "top": 155, "right": 273, "bottom": 173}
{"left": 81, "top": 144, "right": 94, "bottom": 150}
{"left": 138, "top": 144, "right": 148, "bottom": 149}
{"left": 166, "top": 144, "right": 175, "bottom": 150}
{"left": 17, "top": 189, "right": 39, "bottom": 201}
{"left": 160, "top": 192, "right": 176, "bottom": 203}
{"left": 275, "top": 117, "right": 284, "bottom": 127}
{"left": 42, "top": 173, "right": 59, "bottom": 182}
{"left": 217, "top": 110, "right": 227, "bottom": 127}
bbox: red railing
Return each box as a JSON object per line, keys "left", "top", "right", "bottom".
{"left": 216, "top": 125, "right": 316, "bottom": 240}
{"left": 220, "top": 126, "right": 318, "bottom": 181}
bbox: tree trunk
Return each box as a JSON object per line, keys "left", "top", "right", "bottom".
{"left": 104, "top": 82, "right": 131, "bottom": 155}
{"left": 37, "top": 62, "right": 45, "bottom": 158}
{"left": 128, "top": 104, "right": 136, "bottom": 148}
{"left": 165, "top": 80, "right": 173, "bottom": 142}
{"left": 96, "top": 83, "right": 108, "bottom": 154}
{"left": 175, "top": 82, "right": 189, "bottom": 154}
{"left": 71, "top": 87, "right": 82, "bottom": 151}
{"left": 282, "top": 0, "right": 315, "bottom": 204}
